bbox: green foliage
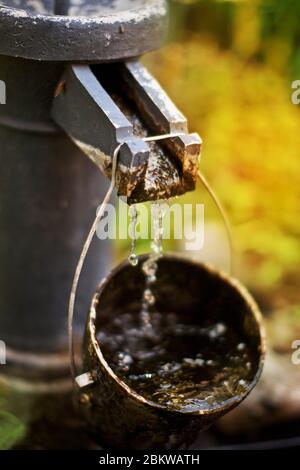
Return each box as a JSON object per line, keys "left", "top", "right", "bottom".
{"left": 0, "top": 410, "right": 25, "bottom": 450}
{"left": 143, "top": 34, "right": 300, "bottom": 290}
{"left": 0, "top": 390, "right": 25, "bottom": 450}
{"left": 168, "top": 0, "right": 300, "bottom": 76}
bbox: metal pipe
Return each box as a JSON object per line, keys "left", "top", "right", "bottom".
{"left": 0, "top": 56, "right": 110, "bottom": 373}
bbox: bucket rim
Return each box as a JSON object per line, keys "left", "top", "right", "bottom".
{"left": 87, "top": 252, "right": 266, "bottom": 416}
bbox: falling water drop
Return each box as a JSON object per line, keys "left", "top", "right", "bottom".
{"left": 140, "top": 202, "right": 166, "bottom": 331}
{"left": 128, "top": 253, "right": 138, "bottom": 266}
{"left": 128, "top": 204, "right": 138, "bottom": 266}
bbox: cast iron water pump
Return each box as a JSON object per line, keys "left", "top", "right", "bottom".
{"left": 0, "top": 0, "right": 201, "bottom": 384}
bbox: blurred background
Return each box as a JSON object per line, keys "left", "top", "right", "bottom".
{"left": 1, "top": 0, "right": 300, "bottom": 449}
{"left": 145, "top": 0, "right": 300, "bottom": 304}
{"left": 126, "top": 0, "right": 300, "bottom": 447}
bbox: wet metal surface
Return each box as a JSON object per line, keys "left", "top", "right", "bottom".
{"left": 52, "top": 61, "right": 202, "bottom": 203}
{"left": 0, "top": 0, "right": 167, "bottom": 61}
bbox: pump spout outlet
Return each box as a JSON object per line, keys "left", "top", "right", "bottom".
{"left": 52, "top": 61, "right": 202, "bottom": 203}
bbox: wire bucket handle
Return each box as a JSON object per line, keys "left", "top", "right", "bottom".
{"left": 68, "top": 134, "right": 233, "bottom": 387}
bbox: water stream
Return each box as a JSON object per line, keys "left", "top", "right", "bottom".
{"left": 97, "top": 202, "right": 255, "bottom": 411}
{"left": 128, "top": 204, "right": 139, "bottom": 267}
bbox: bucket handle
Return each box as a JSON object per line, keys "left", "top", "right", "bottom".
{"left": 68, "top": 134, "right": 233, "bottom": 387}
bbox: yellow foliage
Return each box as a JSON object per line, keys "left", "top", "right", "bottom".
{"left": 143, "top": 39, "right": 300, "bottom": 290}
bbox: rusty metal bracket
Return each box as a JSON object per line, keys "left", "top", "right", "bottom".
{"left": 52, "top": 61, "right": 202, "bottom": 203}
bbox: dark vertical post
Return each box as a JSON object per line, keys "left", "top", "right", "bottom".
{"left": 0, "top": 56, "right": 110, "bottom": 372}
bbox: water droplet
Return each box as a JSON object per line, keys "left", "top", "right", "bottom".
{"left": 128, "top": 253, "right": 138, "bottom": 266}
{"left": 128, "top": 204, "right": 138, "bottom": 266}
{"left": 205, "top": 395, "right": 216, "bottom": 405}
{"left": 116, "top": 351, "right": 133, "bottom": 372}
{"left": 209, "top": 322, "right": 227, "bottom": 339}
{"left": 143, "top": 289, "right": 155, "bottom": 305}
{"left": 206, "top": 359, "right": 215, "bottom": 366}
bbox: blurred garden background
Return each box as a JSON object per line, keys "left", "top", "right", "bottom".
{"left": 145, "top": 0, "right": 300, "bottom": 295}
{"left": 142, "top": 0, "right": 300, "bottom": 444}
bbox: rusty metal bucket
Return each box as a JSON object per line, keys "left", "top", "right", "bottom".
{"left": 77, "top": 254, "right": 265, "bottom": 450}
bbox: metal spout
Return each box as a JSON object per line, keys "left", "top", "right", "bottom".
{"left": 52, "top": 61, "right": 202, "bottom": 203}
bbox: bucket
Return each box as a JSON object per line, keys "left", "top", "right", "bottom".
{"left": 78, "top": 254, "right": 265, "bottom": 449}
